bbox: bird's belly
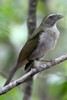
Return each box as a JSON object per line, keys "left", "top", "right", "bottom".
{"left": 29, "top": 33, "right": 56, "bottom": 60}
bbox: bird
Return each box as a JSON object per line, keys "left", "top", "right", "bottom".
{"left": 4, "top": 13, "right": 63, "bottom": 86}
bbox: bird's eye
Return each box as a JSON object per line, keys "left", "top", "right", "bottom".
{"left": 49, "top": 16, "right": 54, "bottom": 19}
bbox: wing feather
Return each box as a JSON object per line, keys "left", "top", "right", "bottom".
{"left": 17, "top": 35, "right": 39, "bottom": 65}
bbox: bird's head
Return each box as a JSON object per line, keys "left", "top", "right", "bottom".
{"left": 41, "top": 14, "right": 63, "bottom": 27}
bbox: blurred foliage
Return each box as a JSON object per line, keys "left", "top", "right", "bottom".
{"left": 0, "top": 0, "right": 67, "bottom": 100}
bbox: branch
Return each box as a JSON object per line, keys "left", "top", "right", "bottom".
{"left": 23, "top": 0, "right": 38, "bottom": 100}
{"left": 27, "top": 0, "right": 37, "bottom": 34}
{"left": 0, "top": 54, "right": 67, "bottom": 95}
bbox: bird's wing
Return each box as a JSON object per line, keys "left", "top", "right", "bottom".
{"left": 17, "top": 34, "right": 39, "bottom": 65}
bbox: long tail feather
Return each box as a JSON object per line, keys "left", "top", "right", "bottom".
{"left": 4, "top": 67, "right": 17, "bottom": 86}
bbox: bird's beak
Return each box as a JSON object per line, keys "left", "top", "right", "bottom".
{"left": 57, "top": 14, "right": 64, "bottom": 20}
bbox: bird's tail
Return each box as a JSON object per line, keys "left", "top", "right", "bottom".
{"left": 4, "top": 66, "right": 17, "bottom": 86}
